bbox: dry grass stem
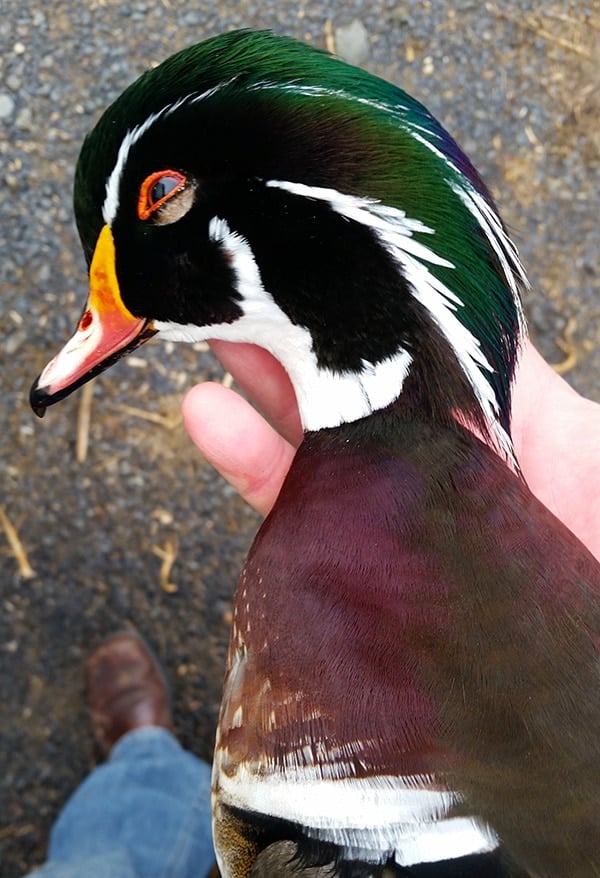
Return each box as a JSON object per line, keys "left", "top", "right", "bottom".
{"left": 552, "top": 316, "right": 579, "bottom": 375}
{"left": 110, "top": 402, "right": 182, "bottom": 430}
{"left": 0, "top": 506, "right": 35, "bottom": 578}
{"left": 544, "top": 10, "right": 600, "bottom": 31}
{"left": 76, "top": 379, "right": 95, "bottom": 463}
{"left": 0, "top": 823, "right": 37, "bottom": 841}
{"left": 485, "top": 4, "right": 594, "bottom": 59}
{"left": 324, "top": 19, "right": 336, "bottom": 54}
{"left": 152, "top": 537, "right": 179, "bottom": 593}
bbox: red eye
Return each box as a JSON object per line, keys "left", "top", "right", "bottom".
{"left": 138, "top": 170, "right": 186, "bottom": 220}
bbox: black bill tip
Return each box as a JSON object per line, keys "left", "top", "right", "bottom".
{"left": 30, "top": 378, "right": 50, "bottom": 418}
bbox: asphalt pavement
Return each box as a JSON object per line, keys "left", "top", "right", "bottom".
{"left": 1, "top": 2, "right": 598, "bottom": 873}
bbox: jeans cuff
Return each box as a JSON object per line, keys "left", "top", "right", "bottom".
{"left": 109, "top": 725, "right": 181, "bottom": 764}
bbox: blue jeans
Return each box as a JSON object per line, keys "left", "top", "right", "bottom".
{"left": 28, "top": 727, "right": 215, "bottom": 878}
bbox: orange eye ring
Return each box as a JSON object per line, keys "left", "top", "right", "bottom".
{"left": 138, "top": 170, "right": 187, "bottom": 220}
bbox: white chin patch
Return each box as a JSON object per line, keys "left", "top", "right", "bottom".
{"left": 152, "top": 322, "right": 210, "bottom": 344}
{"left": 154, "top": 217, "right": 413, "bottom": 432}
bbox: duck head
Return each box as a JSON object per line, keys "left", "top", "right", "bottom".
{"left": 30, "top": 29, "right": 527, "bottom": 457}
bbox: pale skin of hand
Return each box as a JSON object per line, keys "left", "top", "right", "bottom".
{"left": 182, "top": 339, "right": 600, "bottom": 563}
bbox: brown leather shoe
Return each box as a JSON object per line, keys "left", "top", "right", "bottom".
{"left": 86, "top": 631, "right": 173, "bottom": 753}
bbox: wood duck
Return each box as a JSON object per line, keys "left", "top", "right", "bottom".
{"left": 30, "top": 30, "right": 600, "bottom": 878}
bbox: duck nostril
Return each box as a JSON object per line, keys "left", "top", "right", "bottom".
{"left": 78, "top": 310, "right": 93, "bottom": 331}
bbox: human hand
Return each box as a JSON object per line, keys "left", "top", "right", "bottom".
{"left": 182, "top": 341, "right": 301, "bottom": 517}
{"left": 182, "top": 339, "right": 600, "bottom": 562}
{"left": 511, "top": 343, "right": 600, "bottom": 561}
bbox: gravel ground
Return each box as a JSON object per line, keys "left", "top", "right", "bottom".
{"left": 1, "top": 2, "right": 598, "bottom": 874}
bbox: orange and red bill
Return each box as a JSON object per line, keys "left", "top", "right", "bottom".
{"left": 30, "top": 225, "right": 156, "bottom": 417}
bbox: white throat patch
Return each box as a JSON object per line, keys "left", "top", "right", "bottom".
{"left": 154, "top": 216, "right": 413, "bottom": 433}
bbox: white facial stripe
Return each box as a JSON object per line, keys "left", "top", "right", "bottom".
{"left": 265, "top": 179, "right": 518, "bottom": 459}
{"left": 253, "top": 83, "right": 456, "bottom": 168}
{"left": 450, "top": 181, "right": 528, "bottom": 326}
{"left": 102, "top": 82, "right": 230, "bottom": 226}
{"left": 249, "top": 81, "right": 452, "bottom": 153}
{"left": 103, "top": 118, "right": 155, "bottom": 226}
{"left": 155, "top": 217, "right": 413, "bottom": 432}
{"left": 408, "top": 131, "right": 528, "bottom": 321}
{"left": 266, "top": 180, "right": 453, "bottom": 268}
{"left": 399, "top": 247, "right": 515, "bottom": 459}
{"left": 216, "top": 763, "right": 498, "bottom": 867}
{"left": 253, "top": 77, "right": 522, "bottom": 301}
{"left": 248, "top": 80, "right": 411, "bottom": 115}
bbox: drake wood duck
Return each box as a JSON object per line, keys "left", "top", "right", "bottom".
{"left": 31, "top": 30, "right": 600, "bottom": 878}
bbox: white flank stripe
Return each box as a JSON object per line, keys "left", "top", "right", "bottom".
{"left": 216, "top": 764, "right": 498, "bottom": 867}
{"left": 154, "top": 217, "right": 413, "bottom": 433}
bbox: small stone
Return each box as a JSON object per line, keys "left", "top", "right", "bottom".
{"left": 35, "top": 264, "right": 51, "bottom": 283}
{"left": 6, "top": 328, "right": 27, "bottom": 356}
{"left": 0, "top": 94, "right": 15, "bottom": 119}
{"left": 335, "top": 19, "right": 370, "bottom": 67}
{"left": 15, "top": 106, "right": 33, "bottom": 130}
{"left": 13, "top": 41, "right": 26, "bottom": 55}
